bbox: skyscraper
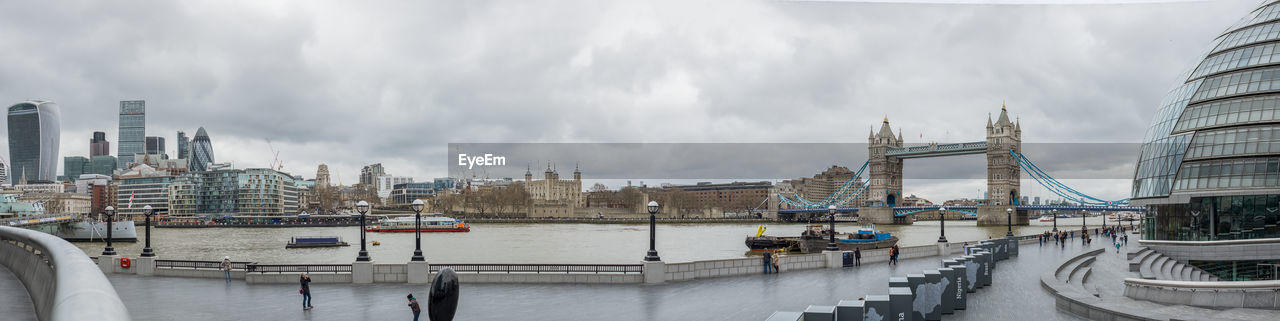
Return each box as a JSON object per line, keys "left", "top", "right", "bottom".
{"left": 177, "top": 131, "right": 190, "bottom": 160}
{"left": 190, "top": 127, "right": 215, "bottom": 172}
{"left": 145, "top": 136, "right": 166, "bottom": 158}
{"left": 90, "top": 131, "right": 110, "bottom": 156}
{"left": 8, "top": 100, "right": 61, "bottom": 184}
{"left": 118, "top": 100, "right": 145, "bottom": 169}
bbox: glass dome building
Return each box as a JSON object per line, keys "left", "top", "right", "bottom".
{"left": 1133, "top": 1, "right": 1280, "bottom": 241}
{"left": 190, "top": 127, "right": 215, "bottom": 172}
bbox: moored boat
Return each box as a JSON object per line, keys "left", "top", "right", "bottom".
{"left": 366, "top": 215, "right": 470, "bottom": 232}
{"left": 1039, "top": 215, "right": 1055, "bottom": 222}
{"left": 286, "top": 236, "right": 350, "bottom": 248}
{"left": 55, "top": 219, "right": 138, "bottom": 242}
{"left": 746, "top": 224, "right": 897, "bottom": 254}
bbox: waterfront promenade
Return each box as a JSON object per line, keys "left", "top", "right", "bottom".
{"left": 107, "top": 240, "right": 1099, "bottom": 321}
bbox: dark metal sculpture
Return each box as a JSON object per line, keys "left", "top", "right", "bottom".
{"left": 429, "top": 267, "right": 459, "bottom": 321}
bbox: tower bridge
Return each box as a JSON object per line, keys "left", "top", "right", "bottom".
{"left": 772, "top": 105, "right": 1136, "bottom": 225}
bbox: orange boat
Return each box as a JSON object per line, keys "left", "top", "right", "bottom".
{"left": 365, "top": 216, "right": 470, "bottom": 232}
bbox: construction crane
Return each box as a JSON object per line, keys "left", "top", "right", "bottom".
{"left": 265, "top": 138, "right": 284, "bottom": 171}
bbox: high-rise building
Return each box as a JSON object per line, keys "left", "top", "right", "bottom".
{"left": 8, "top": 100, "right": 61, "bottom": 184}
{"left": 90, "top": 131, "right": 110, "bottom": 156}
{"left": 115, "top": 164, "right": 172, "bottom": 220}
{"left": 376, "top": 175, "right": 413, "bottom": 199}
{"left": 1132, "top": 1, "right": 1280, "bottom": 243}
{"left": 63, "top": 156, "right": 89, "bottom": 181}
{"left": 176, "top": 131, "right": 190, "bottom": 160}
{"left": 145, "top": 136, "right": 166, "bottom": 158}
{"left": 117, "top": 100, "right": 145, "bottom": 169}
{"left": 360, "top": 163, "right": 385, "bottom": 186}
{"left": 315, "top": 164, "right": 331, "bottom": 187}
{"left": 169, "top": 167, "right": 298, "bottom": 216}
{"left": 0, "top": 162, "right": 7, "bottom": 185}
{"left": 190, "top": 127, "right": 215, "bottom": 172}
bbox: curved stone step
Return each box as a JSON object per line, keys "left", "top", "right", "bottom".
{"left": 1157, "top": 257, "right": 1175, "bottom": 280}
{"left": 1169, "top": 263, "right": 1184, "bottom": 280}
{"left": 1179, "top": 265, "right": 1193, "bottom": 281}
{"left": 1068, "top": 258, "right": 1094, "bottom": 286}
{"left": 1140, "top": 254, "right": 1164, "bottom": 280}
{"left": 1128, "top": 248, "right": 1154, "bottom": 272}
{"left": 1191, "top": 270, "right": 1201, "bottom": 281}
{"left": 1056, "top": 254, "right": 1093, "bottom": 282}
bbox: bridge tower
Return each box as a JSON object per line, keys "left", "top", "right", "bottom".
{"left": 861, "top": 117, "right": 907, "bottom": 224}
{"left": 978, "top": 104, "right": 1027, "bottom": 226}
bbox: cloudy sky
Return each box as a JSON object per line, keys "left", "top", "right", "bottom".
{"left": 0, "top": 0, "right": 1261, "bottom": 202}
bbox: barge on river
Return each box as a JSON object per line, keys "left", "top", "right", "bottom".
{"left": 286, "top": 236, "right": 350, "bottom": 248}
{"left": 746, "top": 225, "right": 897, "bottom": 254}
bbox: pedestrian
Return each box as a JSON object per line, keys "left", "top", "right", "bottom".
{"left": 1115, "top": 240, "right": 1121, "bottom": 253}
{"left": 888, "top": 246, "right": 895, "bottom": 266}
{"left": 221, "top": 256, "right": 232, "bottom": 282}
{"left": 854, "top": 248, "right": 862, "bottom": 267}
{"left": 300, "top": 272, "right": 313, "bottom": 310}
{"left": 771, "top": 252, "right": 780, "bottom": 273}
{"left": 407, "top": 294, "right": 422, "bottom": 321}
{"left": 1123, "top": 234, "right": 1128, "bottom": 246}
{"left": 762, "top": 250, "right": 773, "bottom": 274}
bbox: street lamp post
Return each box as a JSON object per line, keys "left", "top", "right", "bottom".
{"left": 1005, "top": 207, "right": 1014, "bottom": 237}
{"left": 644, "top": 201, "right": 661, "bottom": 261}
{"left": 937, "top": 207, "right": 948, "bottom": 243}
{"left": 1052, "top": 209, "right": 1058, "bottom": 232}
{"left": 826, "top": 205, "right": 838, "bottom": 251}
{"left": 356, "top": 201, "right": 371, "bottom": 262}
{"left": 101, "top": 206, "right": 116, "bottom": 256}
{"left": 140, "top": 205, "right": 156, "bottom": 257}
{"left": 410, "top": 199, "right": 426, "bottom": 262}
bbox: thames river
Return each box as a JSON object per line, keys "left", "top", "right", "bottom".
{"left": 71, "top": 217, "right": 1122, "bottom": 264}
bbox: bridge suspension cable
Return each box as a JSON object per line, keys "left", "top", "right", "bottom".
{"left": 1010, "top": 150, "right": 1129, "bottom": 206}
{"left": 777, "top": 160, "right": 870, "bottom": 208}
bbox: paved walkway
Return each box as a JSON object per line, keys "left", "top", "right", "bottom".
{"left": 108, "top": 240, "right": 1101, "bottom": 320}
{"left": 0, "top": 265, "right": 37, "bottom": 321}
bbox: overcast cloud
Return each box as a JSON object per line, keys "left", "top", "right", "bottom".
{"left": 0, "top": 0, "right": 1260, "bottom": 202}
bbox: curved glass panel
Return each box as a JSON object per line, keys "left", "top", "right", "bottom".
{"left": 1191, "top": 65, "right": 1280, "bottom": 103}
{"left": 1192, "top": 42, "right": 1280, "bottom": 79}
{"left": 1217, "top": 1, "right": 1280, "bottom": 39}
{"left": 1213, "top": 20, "right": 1280, "bottom": 54}
{"left": 1173, "top": 157, "right": 1280, "bottom": 190}
{"left": 1185, "top": 124, "right": 1280, "bottom": 159}
{"left": 1174, "top": 95, "right": 1280, "bottom": 132}
{"left": 1135, "top": 80, "right": 1203, "bottom": 199}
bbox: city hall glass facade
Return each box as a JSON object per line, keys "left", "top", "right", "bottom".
{"left": 1134, "top": 1, "right": 1280, "bottom": 241}
{"left": 7, "top": 100, "right": 61, "bottom": 184}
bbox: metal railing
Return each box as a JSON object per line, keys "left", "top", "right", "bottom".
{"left": 246, "top": 264, "right": 353, "bottom": 274}
{"left": 430, "top": 263, "right": 643, "bottom": 274}
{"left": 0, "top": 226, "right": 130, "bottom": 321}
{"left": 156, "top": 259, "right": 255, "bottom": 271}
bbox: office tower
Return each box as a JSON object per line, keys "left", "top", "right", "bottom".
{"left": 8, "top": 100, "right": 61, "bottom": 184}
{"left": 177, "top": 131, "right": 190, "bottom": 159}
{"left": 190, "top": 127, "right": 215, "bottom": 172}
{"left": 145, "top": 136, "right": 166, "bottom": 158}
{"left": 90, "top": 131, "right": 110, "bottom": 156}
{"left": 118, "top": 100, "right": 145, "bottom": 169}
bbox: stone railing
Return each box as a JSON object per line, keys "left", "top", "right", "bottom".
{"left": 1123, "top": 278, "right": 1280, "bottom": 309}
{"left": 0, "top": 226, "right": 130, "bottom": 321}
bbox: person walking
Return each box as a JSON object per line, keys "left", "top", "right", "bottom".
{"left": 407, "top": 294, "right": 422, "bottom": 321}
{"left": 854, "top": 248, "right": 862, "bottom": 267}
{"left": 762, "top": 250, "right": 773, "bottom": 274}
{"left": 770, "top": 251, "right": 780, "bottom": 273}
{"left": 221, "top": 256, "right": 232, "bottom": 282}
{"left": 300, "top": 272, "right": 313, "bottom": 310}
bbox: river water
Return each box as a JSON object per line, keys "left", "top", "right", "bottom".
{"left": 71, "top": 216, "right": 1124, "bottom": 264}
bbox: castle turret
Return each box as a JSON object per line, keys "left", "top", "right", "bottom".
{"left": 986, "top": 102, "right": 1022, "bottom": 206}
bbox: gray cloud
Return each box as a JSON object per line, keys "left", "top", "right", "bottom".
{"left": 0, "top": 0, "right": 1259, "bottom": 202}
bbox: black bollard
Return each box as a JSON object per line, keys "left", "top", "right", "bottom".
{"left": 429, "top": 267, "right": 460, "bottom": 321}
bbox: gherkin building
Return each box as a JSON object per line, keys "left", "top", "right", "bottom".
{"left": 190, "top": 127, "right": 215, "bottom": 172}
{"left": 1133, "top": 1, "right": 1280, "bottom": 241}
